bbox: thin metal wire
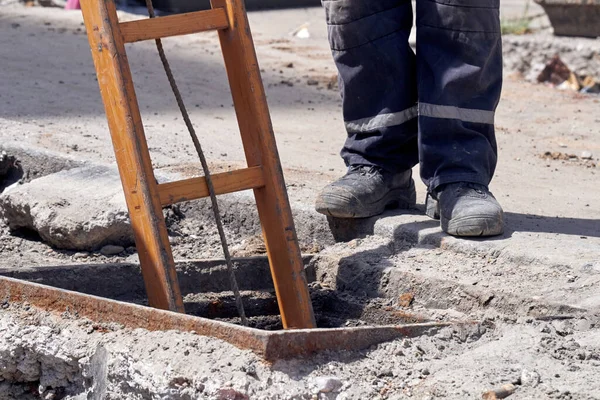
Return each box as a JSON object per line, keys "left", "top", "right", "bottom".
{"left": 144, "top": 0, "right": 248, "bottom": 325}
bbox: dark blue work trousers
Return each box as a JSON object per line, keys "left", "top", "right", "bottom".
{"left": 323, "top": 0, "right": 503, "bottom": 192}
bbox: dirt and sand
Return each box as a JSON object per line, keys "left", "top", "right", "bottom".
{"left": 1, "top": 1, "right": 600, "bottom": 399}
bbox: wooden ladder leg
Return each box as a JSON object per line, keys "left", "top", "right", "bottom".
{"left": 211, "top": 0, "right": 316, "bottom": 329}
{"left": 81, "top": 0, "right": 185, "bottom": 313}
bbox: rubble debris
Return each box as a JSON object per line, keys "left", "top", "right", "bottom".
{"left": 230, "top": 235, "right": 266, "bottom": 257}
{"left": 540, "top": 151, "right": 596, "bottom": 167}
{"left": 216, "top": 388, "right": 249, "bottom": 400}
{"left": 2, "top": 237, "right": 600, "bottom": 398}
{"left": 537, "top": 55, "right": 572, "bottom": 86}
{"left": 327, "top": 74, "right": 338, "bottom": 91}
{"left": 581, "top": 150, "right": 593, "bottom": 160}
{"left": 533, "top": 54, "right": 600, "bottom": 94}
{"left": 503, "top": 30, "right": 600, "bottom": 92}
{"left": 541, "top": 151, "right": 578, "bottom": 161}
{"left": 72, "top": 252, "right": 89, "bottom": 259}
{"left": 398, "top": 292, "right": 415, "bottom": 308}
{"left": 100, "top": 244, "right": 124, "bottom": 256}
{"left": 291, "top": 23, "right": 310, "bottom": 39}
{"left": 312, "top": 376, "right": 343, "bottom": 393}
{"left": 552, "top": 319, "right": 574, "bottom": 336}
{"left": 241, "top": 362, "right": 257, "bottom": 378}
{"left": 520, "top": 369, "right": 541, "bottom": 388}
{"left": 556, "top": 71, "right": 581, "bottom": 91}
{"left": 581, "top": 76, "right": 600, "bottom": 94}
{"left": 482, "top": 383, "right": 516, "bottom": 399}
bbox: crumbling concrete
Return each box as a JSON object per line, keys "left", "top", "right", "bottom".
{"left": 0, "top": 165, "right": 133, "bottom": 250}
{"left": 2, "top": 244, "right": 600, "bottom": 399}
{"left": 0, "top": 156, "right": 331, "bottom": 259}
{"left": 0, "top": 319, "right": 87, "bottom": 400}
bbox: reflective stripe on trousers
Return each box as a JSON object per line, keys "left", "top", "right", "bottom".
{"left": 345, "top": 103, "right": 495, "bottom": 133}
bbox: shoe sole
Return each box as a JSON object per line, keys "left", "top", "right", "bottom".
{"left": 426, "top": 195, "right": 503, "bottom": 237}
{"left": 315, "top": 180, "right": 416, "bottom": 219}
{"left": 442, "top": 215, "right": 504, "bottom": 237}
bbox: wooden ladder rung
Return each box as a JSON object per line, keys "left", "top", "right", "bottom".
{"left": 120, "top": 8, "right": 229, "bottom": 44}
{"left": 158, "top": 166, "right": 265, "bottom": 206}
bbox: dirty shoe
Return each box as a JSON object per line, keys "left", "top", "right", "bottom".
{"left": 315, "top": 165, "right": 416, "bottom": 218}
{"left": 426, "top": 182, "right": 504, "bottom": 237}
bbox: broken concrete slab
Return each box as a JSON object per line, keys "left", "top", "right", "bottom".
{"left": 0, "top": 164, "right": 132, "bottom": 250}
{"left": 0, "top": 153, "right": 333, "bottom": 255}
{"left": 326, "top": 209, "right": 600, "bottom": 278}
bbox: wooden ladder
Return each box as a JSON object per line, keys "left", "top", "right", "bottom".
{"left": 80, "top": 0, "right": 316, "bottom": 329}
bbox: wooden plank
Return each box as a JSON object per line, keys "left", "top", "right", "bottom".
{"left": 120, "top": 8, "right": 229, "bottom": 43}
{"left": 81, "top": 0, "right": 184, "bottom": 313}
{"left": 157, "top": 166, "right": 265, "bottom": 206}
{"left": 211, "top": 0, "right": 315, "bottom": 329}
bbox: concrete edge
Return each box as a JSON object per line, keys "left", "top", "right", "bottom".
{"left": 0, "top": 147, "right": 581, "bottom": 272}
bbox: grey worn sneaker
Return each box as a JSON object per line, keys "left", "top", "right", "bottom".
{"left": 426, "top": 182, "right": 504, "bottom": 237}
{"left": 315, "top": 165, "right": 416, "bottom": 218}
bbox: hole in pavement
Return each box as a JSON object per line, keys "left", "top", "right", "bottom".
{"left": 0, "top": 257, "right": 429, "bottom": 331}
{"left": 0, "top": 161, "right": 23, "bottom": 193}
{"left": 9, "top": 226, "right": 44, "bottom": 243}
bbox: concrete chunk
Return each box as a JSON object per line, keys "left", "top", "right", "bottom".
{"left": 0, "top": 165, "right": 133, "bottom": 250}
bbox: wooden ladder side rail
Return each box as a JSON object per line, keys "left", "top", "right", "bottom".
{"left": 119, "top": 8, "right": 229, "bottom": 43}
{"left": 81, "top": 0, "right": 185, "bottom": 313}
{"left": 211, "top": 0, "right": 316, "bottom": 329}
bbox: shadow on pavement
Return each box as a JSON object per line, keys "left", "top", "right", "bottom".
{"left": 0, "top": 10, "right": 336, "bottom": 119}
{"left": 326, "top": 209, "right": 600, "bottom": 243}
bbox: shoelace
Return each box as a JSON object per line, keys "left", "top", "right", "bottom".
{"left": 461, "top": 182, "right": 485, "bottom": 195}
{"left": 348, "top": 165, "right": 382, "bottom": 177}
{"left": 431, "top": 182, "right": 486, "bottom": 201}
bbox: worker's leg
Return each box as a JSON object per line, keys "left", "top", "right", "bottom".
{"left": 316, "top": 0, "right": 418, "bottom": 218}
{"left": 325, "top": 0, "right": 418, "bottom": 172}
{"left": 416, "top": 0, "right": 504, "bottom": 236}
